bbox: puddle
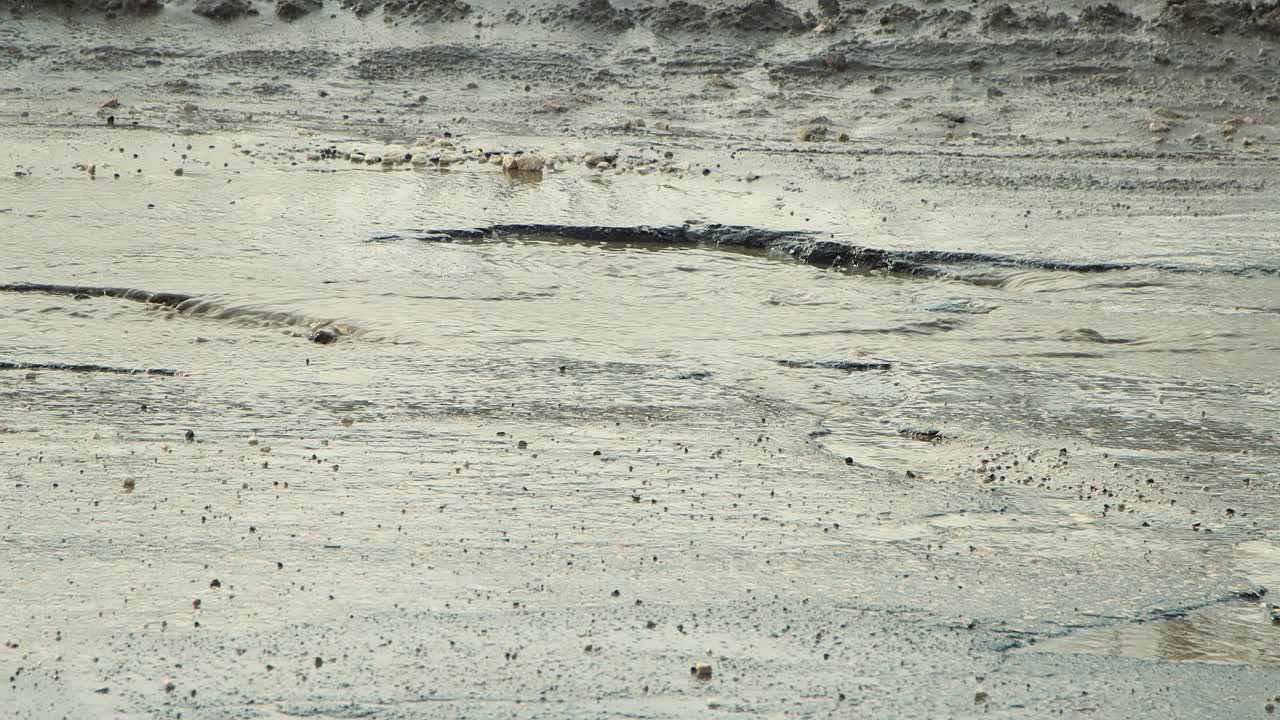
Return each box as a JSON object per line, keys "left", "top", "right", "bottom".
{"left": 1025, "top": 539, "right": 1280, "bottom": 668}
{"left": 1029, "top": 600, "right": 1280, "bottom": 668}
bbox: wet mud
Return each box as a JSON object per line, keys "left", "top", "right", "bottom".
{"left": 2, "top": 1, "right": 1280, "bottom": 717}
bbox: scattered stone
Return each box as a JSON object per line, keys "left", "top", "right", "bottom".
{"left": 122, "top": 478, "right": 136, "bottom": 492}
{"left": 185, "top": 429, "right": 195, "bottom": 442}
{"left": 691, "top": 663, "right": 713, "bottom": 680}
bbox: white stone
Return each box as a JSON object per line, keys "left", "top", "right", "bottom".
{"left": 516, "top": 154, "right": 545, "bottom": 172}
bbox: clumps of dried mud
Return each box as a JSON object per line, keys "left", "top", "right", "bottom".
{"left": 1158, "top": 0, "right": 1280, "bottom": 38}
{"left": 18, "top": 0, "right": 1280, "bottom": 41}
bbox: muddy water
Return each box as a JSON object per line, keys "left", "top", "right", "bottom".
{"left": 3, "top": 37, "right": 1280, "bottom": 715}
{"left": 4, "top": 132, "right": 1278, "bottom": 481}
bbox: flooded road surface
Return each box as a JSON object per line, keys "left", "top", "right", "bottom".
{"left": 3, "top": 3, "right": 1280, "bottom": 717}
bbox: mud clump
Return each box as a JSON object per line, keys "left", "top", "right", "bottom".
{"left": 338, "top": 0, "right": 380, "bottom": 14}
{"left": 923, "top": 8, "right": 975, "bottom": 31}
{"left": 1158, "top": 0, "right": 1280, "bottom": 38}
{"left": 980, "top": 3, "right": 1070, "bottom": 33}
{"left": 636, "top": 0, "right": 708, "bottom": 32}
{"left": 339, "top": 0, "right": 471, "bottom": 21}
{"left": 203, "top": 49, "right": 340, "bottom": 78}
{"left": 1079, "top": 2, "right": 1142, "bottom": 31}
{"left": 709, "top": 0, "right": 810, "bottom": 33}
{"left": 538, "top": 0, "right": 632, "bottom": 31}
{"left": 276, "top": 0, "right": 321, "bottom": 19}
{"left": 355, "top": 45, "right": 583, "bottom": 82}
{"left": 193, "top": 0, "right": 258, "bottom": 19}
{"left": 877, "top": 2, "right": 920, "bottom": 27}
{"left": 10, "top": 0, "right": 163, "bottom": 12}
{"left": 383, "top": 0, "right": 471, "bottom": 22}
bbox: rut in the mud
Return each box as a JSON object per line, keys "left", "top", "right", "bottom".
{"left": 0, "top": 282, "right": 356, "bottom": 343}
{"left": 377, "top": 224, "right": 1277, "bottom": 278}
{"left": 0, "top": 360, "right": 179, "bottom": 376}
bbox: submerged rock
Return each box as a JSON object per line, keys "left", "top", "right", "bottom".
{"left": 308, "top": 328, "right": 338, "bottom": 344}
